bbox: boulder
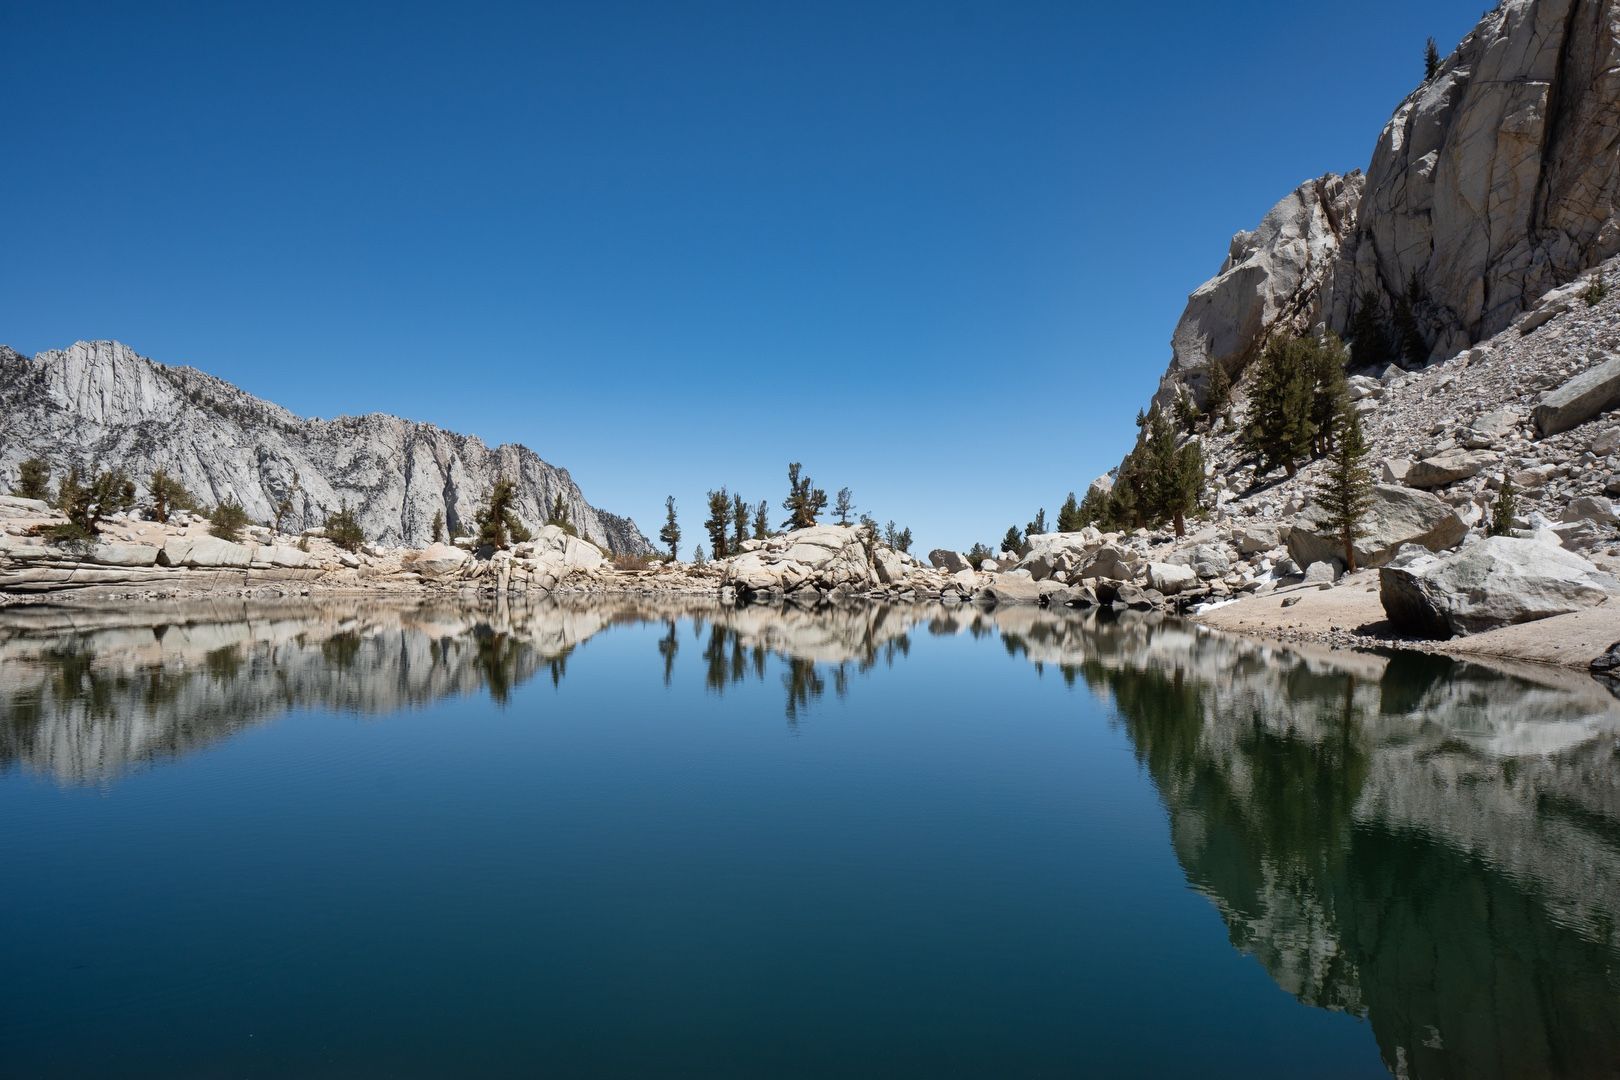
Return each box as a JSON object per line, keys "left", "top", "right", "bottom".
{"left": 1147, "top": 562, "right": 1197, "bottom": 595}
{"left": 1288, "top": 485, "right": 1468, "bottom": 570}
{"left": 1380, "top": 536, "right": 1617, "bottom": 637}
{"left": 413, "top": 542, "right": 470, "bottom": 576}
{"left": 159, "top": 535, "right": 253, "bottom": 569}
{"left": 1188, "top": 544, "right": 1231, "bottom": 579}
{"left": 1231, "top": 522, "right": 1280, "bottom": 555}
{"left": 1302, "top": 561, "right": 1339, "bottom": 587}
{"left": 975, "top": 574, "right": 1043, "bottom": 606}
{"left": 1380, "top": 458, "right": 1413, "bottom": 485}
{"left": 1532, "top": 357, "right": 1620, "bottom": 437}
{"left": 0, "top": 495, "right": 52, "bottom": 515}
{"left": 1078, "top": 546, "right": 1131, "bottom": 580}
{"left": 928, "top": 548, "right": 968, "bottom": 573}
{"left": 1403, "top": 449, "right": 1496, "bottom": 489}
{"left": 87, "top": 543, "right": 160, "bottom": 568}
{"left": 1562, "top": 496, "right": 1620, "bottom": 527}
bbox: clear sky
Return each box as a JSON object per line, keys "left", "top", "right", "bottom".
{"left": 3, "top": 1, "right": 1485, "bottom": 552}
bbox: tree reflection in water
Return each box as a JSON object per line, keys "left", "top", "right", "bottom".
{"left": 3, "top": 596, "right": 1620, "bottom": 1076}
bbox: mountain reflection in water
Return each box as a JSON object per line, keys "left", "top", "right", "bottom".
{"left": 2, "top": 597, "right": 1618, "bottom": 1077}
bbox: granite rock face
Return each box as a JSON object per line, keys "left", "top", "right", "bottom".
{"left": 1158, "top": 173, "right": 1362, "bottom": 407}
{"left": 0, "top": 341, "right": 653, "bottom": 553}
{"left": 1159, "top": 0, "right": 1620, "bottom": 404}
{"left": 1325, "top": 0, "right": 1620, "bottom": 356}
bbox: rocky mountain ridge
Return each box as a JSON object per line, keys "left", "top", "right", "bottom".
{"left": 0, "top": 340, "right": 653, "bottom": 553}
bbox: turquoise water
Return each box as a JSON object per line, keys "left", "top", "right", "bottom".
{"left": 2, "top": 599, "right": 1618, "bottom": 1078}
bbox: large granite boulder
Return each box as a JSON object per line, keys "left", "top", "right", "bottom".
{"left": 975, "top": 574, "right": 1044, "bottom": 606}
{"left": 1532, "top": 357, "right": 1620, "bottom": 436}
{"left": 1404, "top": 449, "right": 1496, "bottom": 489}
{"left": 928, "top": 548, "right": 968, "bottom": 573}
{"left": 412, "top": 542, "right": 470, "bottom": 577}
{"left": 1288, "top": 485, "right": 1468, "bottom": 570}
{"left": 1380, "top": 536, "right": 1617, "bottom": 637}
{"left": 1147, "top": 562, "right": 1198, "bottom": 595}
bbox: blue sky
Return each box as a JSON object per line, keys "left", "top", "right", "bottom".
{"left": 3, "top": 1, "right": 1484, "bottom": 551}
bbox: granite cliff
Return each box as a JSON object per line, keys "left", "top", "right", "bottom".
{"left": 0, "top": 340, "right": 652, "bottom": 553}
{"left": 1162, "top": 0, "right": 1620, "bottom": 405}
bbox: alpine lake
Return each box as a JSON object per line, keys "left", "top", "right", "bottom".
{"left": 3, "top": 597, "right": 1618, "bottom": 1078}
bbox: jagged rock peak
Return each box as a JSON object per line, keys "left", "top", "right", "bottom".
{"left": 0, "top": 340, "right": 653, "bottom": 553}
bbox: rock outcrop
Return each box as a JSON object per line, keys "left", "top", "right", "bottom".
{"left": 0, "top": 341, "right": 652, "bottom": 553}
{"left": 1157, "top": 173, "right": 1362, "bottom": 406}
{"left": 1380, "top": 535, "right": 1617, "bottom": 636}
{"left": 1158, "top": 0, "right": 1620, "bottom": 405}
{"left": 1324, "top": 0, "right": 1620, "bottom": 355}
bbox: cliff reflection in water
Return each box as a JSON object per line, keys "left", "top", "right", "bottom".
{"left": 3, "top": 598, "right": 1620, "bottom": 1076}
{"left": 1039, "top": 612, "right": 1620, "bottom": 1080}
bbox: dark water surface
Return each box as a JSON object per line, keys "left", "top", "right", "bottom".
{"left": 3, "top": 598, "right": 1619, "bottom": 1078}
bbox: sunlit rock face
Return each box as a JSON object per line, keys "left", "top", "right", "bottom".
{"left": 1160, "top": 0, "right": 1620, "bottom": 400}
{"left": 1324, "top": 0, "right": 1620, "bottom": 355}
{"left": 0, "top": 341, "right": 652, "bottom": 553}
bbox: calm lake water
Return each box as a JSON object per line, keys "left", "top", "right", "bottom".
{"left": 2, "top": 598, "right": 1619, "bottom": 1078}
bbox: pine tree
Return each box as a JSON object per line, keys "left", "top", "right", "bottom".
{"left": 50, "top": 467, "right": 136, "bottom": 544}
{"left": 1078, "top": 487, "right": 1109, "bottom": 529}
{"left": 752, "top": 500, "right": 769, "bottom": 540}
{"left": 704, "top": 488, "right": 731, "bottom": 560}
{"left": 1244, "top": 336, "right": 1318, "bottom": 478}
{"left": 966, "top": 542, "right": 993, "bottom": 569}
{"left": 781, "top": 463, "right": 827, "bottom": 530}
{"left": 884, "top": 521, "right": 901, "bottom": 547}
{"left": 833, "top": 487, "right": 854, "bottom": 526}
{"left": 148, "top": 468, "right": 195, "bottom": 525}
{"left": 1308, "top": 334, "right": 1351, "bottom": 457}
{"left": 431, "top": 509, "right": 445, "bottom": 543}
{"left": 1425, "top": 37, "right": 1440, "bottom": 80}
{"left": 1173, "top": 389, "right": 1201, "bottom": 434}
{"left": 1026, "top": 508, "right": 1048, "bottom": 536}
{"left": 475, "top": 478, "right": 526, "bottom": 550}
{"left": 1393, "top": 273, "right": 1428, "bottom": 367}
{"left": 1313, "top": 397, "right": 1374, "bottom": 571}
{"left": 1141, "top": 409, "right": 1205, "bottom": 537}
{"left": 1057, "top": 491, "right": 1083, "bottom": 533}
{"left": 270, "top": 472, "right": 300, "bottom": 534}
{"left": 659, "top": 495, "right": 682, "bottom": 559}
{"left": 895, "top": 527, "right": 913, "bottom": 554}
{"left": 545, "top": 493, "right": 575, "bottom": 536}
{"left": 732, "top": 492, "right": 749, "bottom": 550}
{"left": 11, "top": 458, "right": 50, "bottom": 501}
{"left": 324, "top": 502, "right": 365, "bottom": 552}
{"left": 692, "top": 544, "right": 707, "bottom": 566}
{"left": 1001, "top": 525, "right": 1026, "bottom": 557}
{"left": 1489, "top": 477, "right": 1518, "bottom": 537}
{"left": 209, "top": 500, "right": 250, "bottom": 543}
{"left": 1348, "top": 289, "right": 1393, "bottom": 369}
{"left": 1204, "top": 361, "right": 1232, "bottom": 428}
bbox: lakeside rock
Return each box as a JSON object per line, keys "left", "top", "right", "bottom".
{"left": 1381, "top": 537, "right": 1618, "bottom": 638}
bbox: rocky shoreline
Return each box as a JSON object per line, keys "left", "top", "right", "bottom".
{"left": 7, "top": 490, "right": 1618, "bottom": 680}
